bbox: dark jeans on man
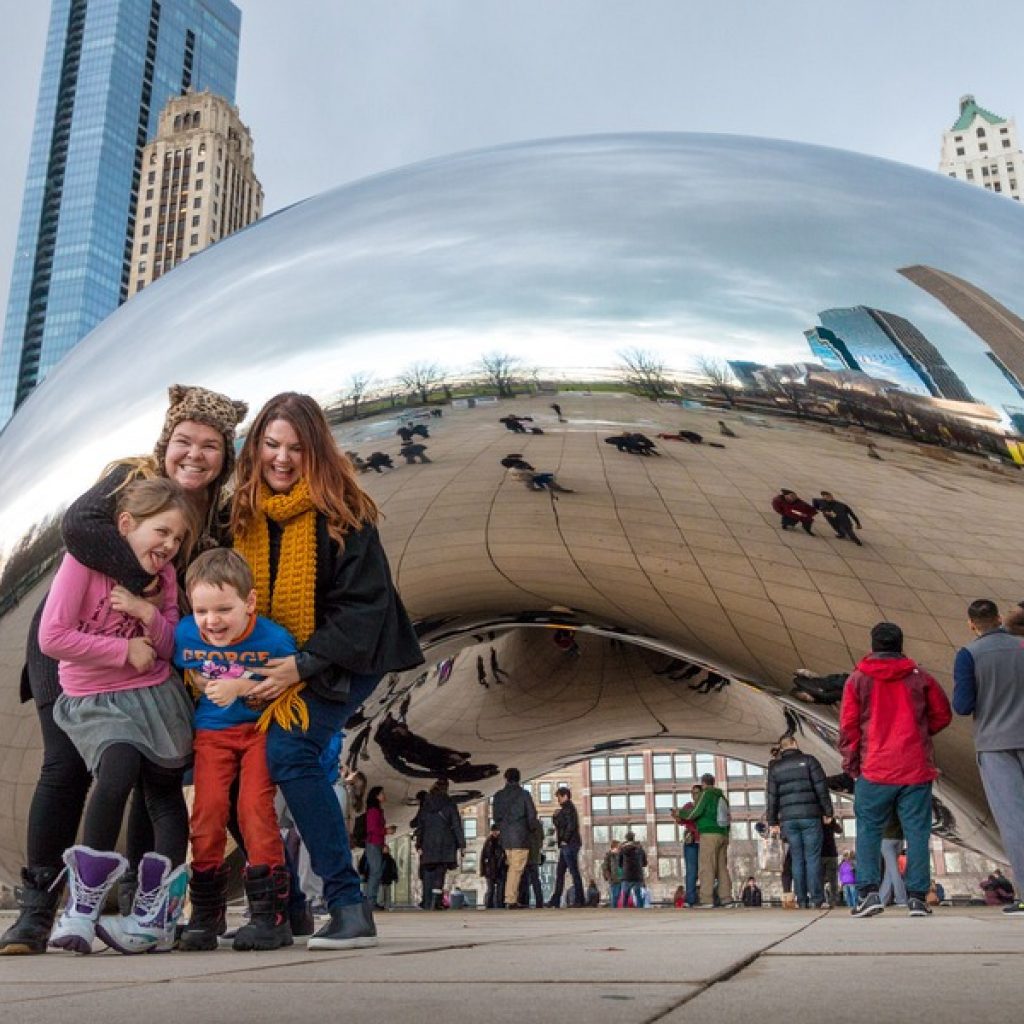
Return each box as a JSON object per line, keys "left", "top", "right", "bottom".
{"left": 780, "top": 515, "right": 814, "bottom": 534}
{"left": 266, "top": 675, "right": 381, "bottom": 910}
{"left": 854, "top": 778, "right": 932, "bottom": 899}
{"left": 550, "top": 842, "right": 585, "bottom": 906}
{"left": 683, "top": 841, "right": 700, "bottom": 905}
{"left": 518, "top": 864, "right": 544, "bottom": 907}
{"left": 781, "top": 818, "right": 824, "bottom": 907}
{"left": 821, "top": 855, "right": 840, "bottom": 905}
{"left": 484, "top": 870, "right": 506, "bottom": 909}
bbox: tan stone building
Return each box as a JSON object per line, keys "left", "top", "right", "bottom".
{"left": 128, "top": 90, "right": 262, "bottom": 295}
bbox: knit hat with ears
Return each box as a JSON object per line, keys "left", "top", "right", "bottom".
{"left": 152, "top": 384, "right": 249, "bottom": 486}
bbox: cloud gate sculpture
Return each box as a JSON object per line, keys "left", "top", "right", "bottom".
{"left": 2, "top": 132, "right": 1024, "bottom": 881}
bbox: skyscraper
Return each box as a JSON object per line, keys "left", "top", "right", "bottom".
{"left": 815, "top": 306, "right": 975, "bottom": 401}
{"left": 128, "top": 90, "right": 262, "bottom": 296}
{"left": 898, "top": 265, "right": 1024, "bottom": 403}
{"left": 0, "top": 0, "right": 241, "bottom": 425}
{"left": 803, "top": 326, "right": 861, "bottom": 373}
{"left": 939, "top": 95, "right": 1022, "bottom": 201}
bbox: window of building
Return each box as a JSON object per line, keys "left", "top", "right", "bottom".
{"left": 195, "top": 179, "right": 203, "bottom": 190}
{"left": 462, "top": 852, "right": 477, "bottom": 872}
{"left": 747, "top": 764, "right": 764, "bottom": 777}
{"left": 539, "top": 783, "right": 552, "bottom": 803}
{"left": 966, "top": 169, "right": 975, "bottom": 180}
{"left": 463, "top": 817, "right": 478, "bottom": 840}
{"left": 1007, "top": 161, "right": 1015, "bottom": 171}
{"left": 1011, "top": 179, "right": 1017, "bottom": 189}
{"left": 609, "top": 794, "right": 628, "bottom": 813}
{"left": 653, "top": 754, "right": 672, "bottom": 780}
{"left": 589, "top": 759, "right": 607, "bottom": 783}
{"left": 1000, "top": 126, "right": 1009, "bottom": 133}
{"left": 193, "top": 198, "right": 201, "bottom": 209}
{"left": 189, "top": 233, "right": 198, "bottom": 245}
{"left": 608, "top": 757, "right": 626, "bottom": 782}
{"left": 214, "top": 183, "right": 220, "bottom": 196}
{"left": 994, "top": 182, "right": 1002, "bottom": 192}
{"left": 142, "top": 225, "right": 150, "bottom": 236}
{"left": 955, "top": 147, "right": 965, "bottom": 156}
{"left": 522, "top": 783, "right": 533, "bottom": 799}
{"left": 1003, "top": 139, "right": 1012, "bottom": 148}
{"left": 658, "top": 857, "right": 680, "bottom": 878}
{"left": 197, "top": 161, "right": 205, "bottom": 172}
{"left": 695, "top": 754, "right": 715, "bottom": 778}
{"left": 627, "top": 755, "right": 645, "bottom": 782}
{"left": 143, "top": 206, "right": 152, "bottom": 218}
{"left": 843, "top": 818, "right": 857, "bottom": 838}
{"left": 591, "top": 795, "right": 609, "bottom": 815}
{"left": 628, "top": 793, "right": 645, "bottom": 813}
{"left": 730, "top": 821, "right": 750, "bottom": 840}
{"left": 140, "top": 243, "right": 148, "bottom": 255}
{"left": 630, "top": 825, "right": 648, "bottom": 842}
{"left": 977, "top": 127, "right": 986, "bottom": 137}
{"left": 954, "top": 134, "right": 962, "bottom": 142}
{"left": 674, "top": 755, "right": 694, "bottom": 780}
{"left": 748, "top": 790, "right": 766, "bottom": 807}
{"left": 611, "top": 824, "right": 630, "bottom": 842}
{"left": 728, "top": 791, "right": 745, "bottom": 808}
{"left": 137, "top": 261, "right": 146, "bottom": 273}
{"left": 592, "top": 825, "right": 609, "bottom": 844}
{"left": 943, "top": 851, "right": 962, "bottom": 874}
{"left": 980, "top": 142, "right": 989, "bottom": 152}
{"left": 136, "top": 281, "right": 144, "bottom": 291}
{"left": 982, "top": 167, "right": 990, "bottom": 176}
{"left": 656, "top": 823, "right": 677, "bottom": 842}
{"left": 148, "top": 171, "right": 156, "bottom": 183}
{"left": 654, "top": 793, "right": 675, "bottom": 812}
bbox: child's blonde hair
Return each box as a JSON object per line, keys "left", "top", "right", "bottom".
{"left": 184, "top": 547, "right": 254, "bottom": 601}
{"left": 116, "top": 478, "right": 200, "bottom": 562}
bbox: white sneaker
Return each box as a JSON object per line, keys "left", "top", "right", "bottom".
{"left": 49, "top": 846, "right": 128, "bottom": 955}
{"left": 97, "top": 853, "right": 189, "bottom": 954}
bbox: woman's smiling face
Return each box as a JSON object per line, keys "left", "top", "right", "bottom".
{"left": 164, "top": 420, "right": 225, "bottom": 492}
{"left": 260, "top": 417, "right": 304, "bottom": 493}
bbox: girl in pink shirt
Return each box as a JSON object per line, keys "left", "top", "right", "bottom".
{"left": 39, "top": 478, "right": 198, "bottom": 955}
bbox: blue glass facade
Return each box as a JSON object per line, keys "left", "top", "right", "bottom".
{"left": 803, "top": 326, "right": 862, "bottom": 373}
{"left": 0, "top": 0, "right": 240, "bottom": 425}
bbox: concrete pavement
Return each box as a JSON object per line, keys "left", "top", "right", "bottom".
{"left": 2, "top": 906, "right": 1023, "bottom": 1023}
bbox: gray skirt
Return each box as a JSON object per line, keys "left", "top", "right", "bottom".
{"left": 53, "top": 673, "right": 194, "bottom": 773}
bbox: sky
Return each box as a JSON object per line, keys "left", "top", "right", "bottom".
{"left": 1, "top": 0, "right": 1023, "bottom": 332}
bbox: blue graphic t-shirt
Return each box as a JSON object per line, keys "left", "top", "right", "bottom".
{"left": 174, "top": 614, "right": 297, "bottom": 731}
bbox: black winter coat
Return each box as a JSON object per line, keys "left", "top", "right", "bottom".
{"left": 480, "top": 836, "right": 508, "bottom": 880}
{"left": 411, "top": 792, "right": 464, "bottom": 868}
{"left": 766, "top": 748, "right": 833, "bottom": 824}
{"left": 491, "top": 782, "right": 540, "bottom": 849}
{"left": 267, "top": 517, "right": 424, "bottom": 702}
{"left": 553, "top": 800, "right": 581, "bottom": 846}
{"left": 618, "top": 841, "right": 648, "bottom": 883}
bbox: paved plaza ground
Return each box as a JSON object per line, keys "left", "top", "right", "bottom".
{"left": 2, "top": 906, "right": 1023, "bottom": 1023}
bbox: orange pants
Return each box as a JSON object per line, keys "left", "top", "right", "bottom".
{"left": 190, "top": 724, "right": 283, "bottom": 871}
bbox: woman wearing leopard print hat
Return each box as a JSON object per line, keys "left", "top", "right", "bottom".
{"left": 0, "top": 385, "right": 247, "bottom": 957}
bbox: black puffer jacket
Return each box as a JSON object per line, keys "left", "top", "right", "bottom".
{"left": 491, "top": 782, "right": 540, "bottom": 849}
{"left": 411, "top": 790, "right": 465, "bottom": 868}
{"left": 766, "top": 748, "right": 833, "bottom": 824}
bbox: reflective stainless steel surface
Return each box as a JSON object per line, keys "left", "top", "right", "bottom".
{"left": 2, "top": 133, "right": 1023, "bottom": 879}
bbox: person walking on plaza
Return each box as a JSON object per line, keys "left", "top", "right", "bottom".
{"left": 411, "top": 778, "right": 464, "bottom": 911}
{"left": 771, "top": 488, "right": 818, "bottom": 534}
{"left": 766, "top": 735, "right": 834, "bottom": 908}
{"left": 491, "top": 767, "right": 539, "bottom": 909}
{"left": 813, "top": 491, "right": 863, "bottom": 545}
{"left": 479, "top": 825, "right": 507, "bottom": 909}
{"left": 547, "top": 786, "right": 585, "bottom": 907}
{"left": 618, "top": 832, "right": 648, "bottom": 908}
{"left": 953, "top": 599, "right": 1024, "bottom": 916}
{"left": 839, "top": 852, "right": 858, "bottom": 907}
{"left": 602, "top": 839, "right": 624, "bottom": 908}
{"left": 363, "top": 787, "right": 396, "bottom": 909}
{"left": 399, "top": 441, "right": 432, "bottom": 464}
{"left": 672, "top": 783, "right": 703, "bottom": 906}
{"left": 840, "top": 622, "right": 952, "bottom": 918}
{"left": 680, "top": 773, "right": 732, "bottom": 907}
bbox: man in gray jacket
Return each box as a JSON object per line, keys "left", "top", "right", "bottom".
{"left": 953, "top": 599, "right": 1024, "bottom": 916}
{"left": 491, "top": 767, "right": 540, "bottom": 909}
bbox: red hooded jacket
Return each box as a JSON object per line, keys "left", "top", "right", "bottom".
{"left": 839, "top": 654, "right": 952, "bottom": 785}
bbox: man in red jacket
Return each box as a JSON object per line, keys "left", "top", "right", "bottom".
{"left": 839, "top": 622, "right": 952, "bottom": 919}
{"left": 771, "top": 489, "right": 818, "bottom": 535}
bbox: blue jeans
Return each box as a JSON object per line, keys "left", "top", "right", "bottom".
{"left": 551, "top": 842, "right": 584, "bottom": 905}
{"left": 609, "top": 881, "right": 622, "bottom": 907}
{"left": 781, "top": 818, "right": 824, "bottom": 906}
{"left": 622, "top": 880, "right": 644, "bottom": 908}
{"left": 683, "top": 841, "right": 700, "bottom": 905}
{"left": 364, "top": 842, "right": 384, "bottom": 906}
{"left": 843, "top": 883, "right": 858, "bottom": 907}
{"left": 854, "top": 778, "right": 932, "bottom": 899}
{"left": 266, "top": 676, "right": 381, "bottom": 910}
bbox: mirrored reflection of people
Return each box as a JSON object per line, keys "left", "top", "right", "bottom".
{"left": 373, "top": 712, "right": 499, "bottom": 783}
{"left": 771, "top": 488, "right": 818, "bottom": 535}
{"left": 492, "top": 767, "right": 540, "bottom": 909}
{"left": 741, "top": 877, "right": 763, "bottom": 907}
{"left": 981, "top": 870, "right": 1015, "bottom": 906}
{"left": 479, "top": 824, "right": 507, "bottom": 909}
{"left": 400, "top": 441, "right": 431, "bottom": 464}
{"left": 410, "top": 778, "right": 464, "bottom": 911}
{"left": 953, "top": 599, "right": 1024, "bottom": 916}
{"left": 840, "top": 621, "right": 952, "bottom": 918}
{"left": 547, "top": 786, "right": 586, "bottom": 907}
{"left": 550, "top": 402, "right": 566, "bottom": 422}
{"left": 680, "top": 773, "right": 732, "bottom": 908}
{"left": 231, "top": 393, "right": 424, "bottom": 951}
{"left": 813, "top": 491, "right": 863, "bottom": 545}
{"left": 672, "top": 783, "right": 703, "bottom": 907}
{"left": 0, "top": 385, "right": 247, "bottom": 958}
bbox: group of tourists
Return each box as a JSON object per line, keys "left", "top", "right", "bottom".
{"left": 0, "top": 387, "right": 423, "bottom": 957}
{"left": 771, "top": 488, "right": 863, "bottom": 544}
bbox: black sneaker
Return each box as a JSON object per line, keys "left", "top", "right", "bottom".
{"left": 851, "top": 892, "right": 883, "bottom": 918}
{"left": 907, "top": 897, "right": 932, "bottom": 917}
{"left": 307, "top": 901, "right": 378, "bottom": 950}
{"left": 1002, "top": 901, "right": 1024, "bottom": 916}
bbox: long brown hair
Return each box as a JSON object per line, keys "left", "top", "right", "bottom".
{"left": 231, "top": 392, "right": 378, "bottom": 545}
{"left": 116, "top": 477, "right": 201, "bottom": 564}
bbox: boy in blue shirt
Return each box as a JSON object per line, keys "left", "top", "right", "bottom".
{"left": 174, "top": 548, "right": 296, "bottom": 952}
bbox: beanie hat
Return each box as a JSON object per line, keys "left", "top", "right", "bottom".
{"left": 152, "top": 385, "right": 248, "bottom": 485}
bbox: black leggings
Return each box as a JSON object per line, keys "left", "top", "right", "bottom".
{"left": 28, "top": 702, "right": 154, "bottom": 871}
{"left": 82, "top": 743, "right": 188, "bottom": 866}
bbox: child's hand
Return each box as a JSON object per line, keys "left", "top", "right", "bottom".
{"left": 205, "top": 676, "right": 247, "bottom": 707}
{"left": 110, "top": 586, "right": 155, "bottom": 625}
{"left": 126, "top": 637, "right": 156, "bottom": 672}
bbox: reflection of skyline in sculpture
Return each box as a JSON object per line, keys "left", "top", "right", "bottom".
{"left": 809, "top": 307, "right": 975, "bottom": 402}
{"left": 898, "top": 265, "right": 1024, "bottom": 421}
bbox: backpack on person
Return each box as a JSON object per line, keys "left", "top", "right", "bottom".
{"left": 715, "top": 794, "right": 731, "bottom": 828}
{"left": 351, "top": 811, "right": 368, "bottom": 847}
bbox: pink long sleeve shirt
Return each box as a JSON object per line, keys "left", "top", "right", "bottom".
{"left": 39, "top": 554, "right": 179, "bottom": 697}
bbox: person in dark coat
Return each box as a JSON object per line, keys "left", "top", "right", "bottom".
{"left": 547, "top": 786, "right": 585, "bottom": 907}
{"left": 618, "top": 831, "right": 648, "bottom": 908}
{"left": 771, "top": 489, "right": 818, "bottom": 534}
{"left": 411, "top": 778, "right": 465, "bottom": 910}
{"left": 400, "top": 441, "right": 432, "bottom": 464}
{"left": 491, "top": 767, "right": 540, "bottom": 908}
{"left": 366, "top": 452, "right": 394, "bottom": 472}
{"left": 741, "top": 877, "right": 763, "bottom": 907}
{"left": 411, "top": 424, "right": 430, "bottom": 439}
{"left": 813, "top": 491, "right": 863, "bottom": 545}
{"left": 396, "top": 425, "right": 416, "bottom": 442}
{"left": 479, "top": 824, "right": 508, "bottom": 909}
{"left": 766, "top": 735, "right": 834, "bottom": 908}
{"left": 518, "top": 818, "right": 545, "bottom": 908}
{"left": 820, "top": 817, "right": 844, "bottom": 906}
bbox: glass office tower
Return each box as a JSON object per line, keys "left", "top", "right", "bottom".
{"left": 0, "top": 0, "right": 240, "bottom": 425}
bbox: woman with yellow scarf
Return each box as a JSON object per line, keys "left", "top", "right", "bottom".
{"left": 232, "top": 393, "right": 422, "bottom": 950}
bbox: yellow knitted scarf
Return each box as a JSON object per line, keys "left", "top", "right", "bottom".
{"left": 234, "top": 478, "right": 317, "bottom": 732}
